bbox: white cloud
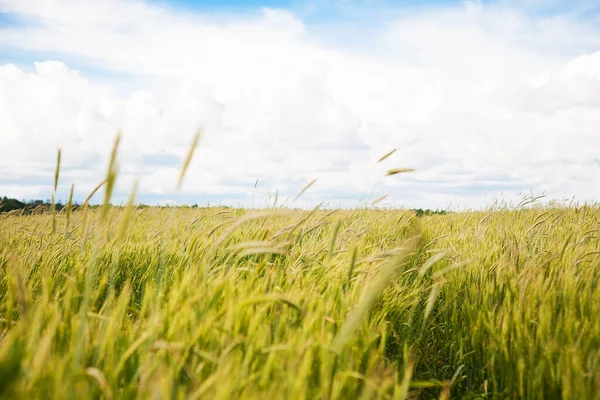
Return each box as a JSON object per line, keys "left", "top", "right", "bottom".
{"left": 0, "top": 0, "right": 599, "bottom": 208}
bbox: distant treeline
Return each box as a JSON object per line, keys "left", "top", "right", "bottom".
{"left": 0, "top": 196, "right": 77, "bottom": 214}
{"left": 1, "top": 195, "right": 449, "bottom": 215}
{"left": 412, "top": 208, "right": 448, "bottom": 217}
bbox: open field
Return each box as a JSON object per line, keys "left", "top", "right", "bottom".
{"left": 0, "top": 203, "right": 599, "bottom": 399}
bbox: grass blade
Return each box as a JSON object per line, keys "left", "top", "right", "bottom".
{"left": 331, "top": 233, "right": 421, "bottom": 353}
{"left": 378, "top": 148, "right": 396, "bottom": 163}
{"left": 177, "top": 128, "right": 202, "bottom": 190}
{"left": 293, "top": 178, "right": 317, "bottom": 202}
{"left": 386, "top": 168, "right": 415, "bottom": 176}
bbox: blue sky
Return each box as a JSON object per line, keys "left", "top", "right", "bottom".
{"left": 0, "top": 0, "right": 599, "bottom": 209}
{"left": 142, "top": 0, "right": 600, "bottom": 20}
{"left": 159, "top": 0, "right": 463, "bottom": 12}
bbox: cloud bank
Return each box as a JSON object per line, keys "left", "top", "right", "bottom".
{"left": 0, "top": 0, "right": 599, "bottom": 208}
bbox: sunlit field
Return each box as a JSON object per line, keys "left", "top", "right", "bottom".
{"left": 1, "top": 196, "right": 599, "bottom": 398}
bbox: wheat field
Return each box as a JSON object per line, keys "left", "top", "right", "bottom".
{"left": 1, "top": 197, "right": 599, "bottom": 398}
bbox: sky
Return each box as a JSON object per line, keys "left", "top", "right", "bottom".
{"left": 0, "top": 0, "right": 599, "bottom": 209}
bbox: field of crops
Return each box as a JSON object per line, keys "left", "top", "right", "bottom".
{"left": 0, "top": 199, "right": 599, "bottom": 399}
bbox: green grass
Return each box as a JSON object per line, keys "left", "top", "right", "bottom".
{"left": 0, "top": 202, "right": 599, "bottom": 399}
